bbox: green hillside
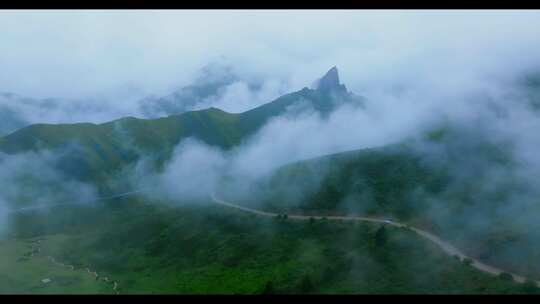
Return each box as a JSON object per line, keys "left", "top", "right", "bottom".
{"left": 4, "top": 198, "right": 536, "bottom": 294}
{"left": 138, "top": 63, "right": 239, "bottom": 117}
{"left": 259, "top": 143, "right": 443, "bottom": 218}
{"left": 256, "top": 124, "right": 540, "bottom": 280}
{"left": 0, "top": 68, "right": 362, "bottom": 189}
{"left": 260, "top": 122, "right": 516, "bottom": 215}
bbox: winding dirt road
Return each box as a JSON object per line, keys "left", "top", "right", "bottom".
{"left": 210, "top": 193, "right": 540, "bottom": 287}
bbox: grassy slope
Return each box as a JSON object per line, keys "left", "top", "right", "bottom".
{"left": 262, "top": 143, "right": 448, "bottom": 218}
{"left": 0, "top": 87, "right": 351, "bottom": 188}
{"left": 0, "top": 237, "right": 112, "bottom": 294}
{"left": 5, "top": 198, "right": 538, "bottom": 294}
{"left": 261, "top": 128, "right": 540, "bottom": 280}
{"left": 262, "top": 124, "right": 520, "bottom": 221}
{"left": 0, "top": 108, "right": 243, "bottom": 187}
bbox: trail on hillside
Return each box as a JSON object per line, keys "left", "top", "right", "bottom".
{"left": 28, "top": 239, "right": 120, "bottom": 294}
{"left": 210, "top": 192, "right": 540, "bottom": 287}
{"left": 7, "top": 188, "right": 152, "bottom": 214}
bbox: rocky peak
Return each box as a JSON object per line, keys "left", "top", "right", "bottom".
{"left": 316, "top": 66, "right": 346, "bottom": 93}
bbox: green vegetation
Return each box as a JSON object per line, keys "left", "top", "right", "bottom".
{"left": 498, "top": 272, "right": 513, "bottom": 281}
{"left": 0, "top": 85, "right": 361, "bottom": 191}
{"left": 4, "top": 197, "right": 538, "bottom": 294}
{"left": 264, "top": 143, "right": 447, "bottom": 219}
{"left": 262, "top": 125, "right": 540, "bottom": 279}
{"left": 0, "top": 108, "right": 243, "bottom": 186}
{"left": 375, "top": 225, "right": 388, "bottom": 247}
{"left": 0, "top": 238, "right": 112, "bottom": 294}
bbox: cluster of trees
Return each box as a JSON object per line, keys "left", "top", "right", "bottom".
{"left": 261, "top": 275, "right": 314, "bottom": 294}
{"left": 498, "top": 272, "right": 513, "bottom": 281}
{"left": 375, "top": 225, "right": 388, "bottom": 247}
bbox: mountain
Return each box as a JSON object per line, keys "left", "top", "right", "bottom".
{"left": 139, "top": 65, "right": 362, "bottom": 120}
{"left": 0, "top": 105, "right": 27, "bottom": 137}
{"left": 0, "top": 63, "right": 252, "bottom": 137}
{"left": 315, "top": 66, "right": 347, "bottom": 93}
{"left": 251, "top": 141, "right": 443, "bottom": 218}
{"left": 0, "top": 91, "right": 140, "bottom": 138}
{"left": 137, "top": 63, "right": 244, "bottom": 118}
{"left": 253, "top": 122, "right": 540, "bottom": 278}
{"left": 520, "top": 72, "right": 540, "bottom": 110}
{"left": 240, "top": 67, "right": 362, "bottom": 128}
{"left": 258, "top": 122, "right": 516, "bottom": 218}
{"left": 0, "top": 92, "right": 43, "bottom": 136}
{"left": 0, "top": 67, "right": 363, "bottom": 187}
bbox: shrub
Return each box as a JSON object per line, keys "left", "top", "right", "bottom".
{"left": 300, "top": 275, "right": 313, "bottom": 293}
{"left": 463, "top": 258, "right": 473, "bottom": 266}
{"left": 522, "top": 278, "right": 540, "bottom": 293}
{"left": 498, "top": 272, "right": 513, "bottom": 281}
{"left": 375, "top": 225, "right": 388, "bottom": 247}
{"left": 262, "top": 281, "right": 274, "bottom": 294}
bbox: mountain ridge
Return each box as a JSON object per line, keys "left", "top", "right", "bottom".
{"left": 0, "top": 67, "right": 363, "bottom": 187}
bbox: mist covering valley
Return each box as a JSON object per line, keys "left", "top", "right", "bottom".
{"left": 2, "top": 10, "right": 540, "bottom": 294}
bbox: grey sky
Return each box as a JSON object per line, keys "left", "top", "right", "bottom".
{"left": 1, "top": 10, "right": 539, "bottom": 100}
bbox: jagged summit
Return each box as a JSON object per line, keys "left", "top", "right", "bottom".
{"left": 316, "top": 66, "right": 347, "bottom": 93}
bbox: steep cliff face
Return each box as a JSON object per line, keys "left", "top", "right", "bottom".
{"left": 316, "top": 66, "right": 348, "bottom": 95}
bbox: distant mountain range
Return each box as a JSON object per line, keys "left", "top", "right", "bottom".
{"left": 0, "top": 63, "right": 270, "bottom": 136}
{"left": 137, "top": 63, "right": 265, "bottom": 118}
{"left": 0, "top": 67, "right": 364, "bottom": 186}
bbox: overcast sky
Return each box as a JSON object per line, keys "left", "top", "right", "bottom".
{"left": 1, "top": 10, "right": 540, "bottom": 100}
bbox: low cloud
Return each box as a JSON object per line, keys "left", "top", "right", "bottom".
{"left": 0, "top": 150, "right": 99, "bottom": 238}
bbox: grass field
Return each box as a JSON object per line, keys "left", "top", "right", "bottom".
{"left": 0, "top": 236, "right": 113, "bottom": 294}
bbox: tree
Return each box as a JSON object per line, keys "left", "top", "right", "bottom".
{"left": 522, "top": 278, "right": 540, "bottom": 293}
{"left": 322, "top": 266, "right": 334, "bottom": 282}
{"left": 309, "top": 217, "right": 315, "bottom": 224}
{"left": 300, "top": 275, "right": 313, "bottom": 293}
{"left": 283, "top": 214, "right": 288, "bottom": 220}
{"left": 498, "top": 272, "right": 513, "bottom": 281}
{"left": 375, "top": 225, "right": 388, "bottom": 247}
{"left": 262, "top": 280, "right": 274, "bottom": 294}
{"left": 463, "top": 258, "right": 473, "bottom": 266}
